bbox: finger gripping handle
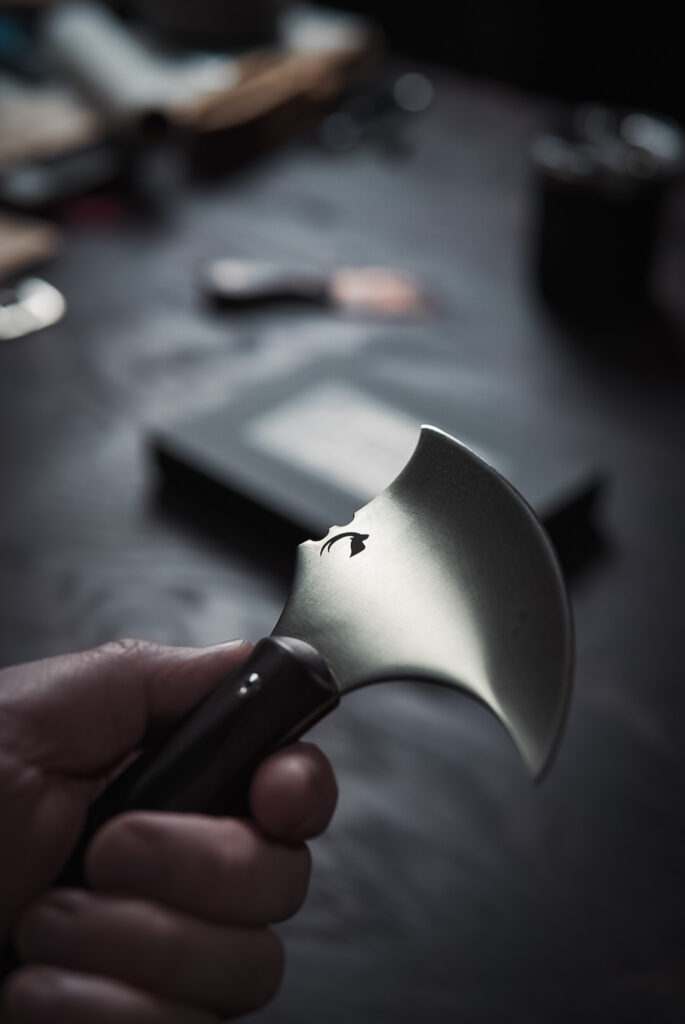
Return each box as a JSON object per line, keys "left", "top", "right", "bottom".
{"left": 60, "top": 636, "right": 339, "bottom": 886}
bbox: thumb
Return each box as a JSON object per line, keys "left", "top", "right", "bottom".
{"left": 0, "top": 638, "right": 252, "bottom": 778}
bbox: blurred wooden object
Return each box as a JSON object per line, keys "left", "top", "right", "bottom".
{"left": 176, "top": 41, "right": 379, "bottom": 171}
{"left": 0, "top": 211, "right": 60, "bottom": 279}
{"left": 0, "top": 89, "right": 103, "bottom": 168}
{"left": 41, "top": 2, "right": 379, "bottom": 168}
{"left": 177, "top": 47, "right": 376, "bottom": 132}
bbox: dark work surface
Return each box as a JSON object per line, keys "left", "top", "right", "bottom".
{"left": 2, "top": 67, "right": 685, "bottom": 1022}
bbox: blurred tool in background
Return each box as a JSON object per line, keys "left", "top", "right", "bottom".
{"left": 3, "top": 0, "right": 683, "bottom": 347}
{"left": 1, "top": 0, "right": 383, "bottom": 189}
{"left": 40, "top": 2, "right": 381, "bottom": 170}
{"left": 201, "top": 259, "right": 436, "bottom": 320}
{"left": 0, "top": 0, "right": 413, "bottom": 338}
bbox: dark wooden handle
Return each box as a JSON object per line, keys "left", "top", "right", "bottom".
{"left": 58, "top": 636, "right": 340, "bottom": 887}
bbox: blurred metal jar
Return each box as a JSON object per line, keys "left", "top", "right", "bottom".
{"left": 134, "top": 0, "right": 287, "bottom": 47}
{"left": 531, "top": 106, "right": 685, "bottom": 313}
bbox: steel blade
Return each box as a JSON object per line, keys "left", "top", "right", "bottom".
{"left": 273, "top": 425, "right": 572, "bottom": 776}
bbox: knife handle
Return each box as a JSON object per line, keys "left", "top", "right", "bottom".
{"left": 58, "top": 636, "right": 340, "bottom": 888}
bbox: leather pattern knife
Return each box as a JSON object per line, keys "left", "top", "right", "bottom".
{"left": 60, "top": 425, "right": 573, "bottom": 884}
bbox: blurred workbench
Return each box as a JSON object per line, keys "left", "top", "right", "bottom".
{"left": 1, "top": 64, "right": 685, "bottom": 1023}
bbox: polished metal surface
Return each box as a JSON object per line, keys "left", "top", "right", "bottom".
{"left": 274, "top": 426, "right": 573, "bottom": 777}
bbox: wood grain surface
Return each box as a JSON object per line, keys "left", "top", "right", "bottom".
{"left": 1, "top": 66, "right": 685, "bottom": 1022}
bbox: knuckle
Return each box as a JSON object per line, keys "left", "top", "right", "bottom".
{"left": 90, "top": 811, "right": 142, "bottom": 858}
{"left": 15, "top": 890, "right": 85, "bottom": 961}
{"left": 184, "top": 819, "right": 266, "bottom": 919}
{"left": 93, "top": 637, "right": 157, "bottom": 663}
{"left": 213, "top": 822, "right": 312, "bottom": 923}
{"left": 106, "top": 810, "right": 149, "bottom": 845}
{"left": 217, "top": 820, "right": 263, "bottom": 888}
{"left": 86, "top": 812, "right": 158, "bottom": 887}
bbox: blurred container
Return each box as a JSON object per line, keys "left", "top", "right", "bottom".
{"left": 134, "top": 0, "right": 287, "bottom": 48}
{"left": 532, "top": 106, "right": 685, "bottom": 313}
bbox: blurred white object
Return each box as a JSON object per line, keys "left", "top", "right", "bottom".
{"left": 43, "top": 2, "right": 238, "bottom": 129}
{"left": 282, "top": 4, "right": 371, "bottom": 54}
{"left": 0, "top": 278, "right": 66, "bottom": 341}
{"left": 393, "top": 72, "right": 433, "bottom": 112}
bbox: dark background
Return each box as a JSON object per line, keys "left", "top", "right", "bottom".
{"left": 2, "top": 3, "right": 685, "bottom": 1022}
{"left": 324, "top": 1, "right": 685, "bottom": 119}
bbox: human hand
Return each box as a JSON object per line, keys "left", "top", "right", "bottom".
{"left": 0, "top": 639, "right": 338, "bottom": 1021}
